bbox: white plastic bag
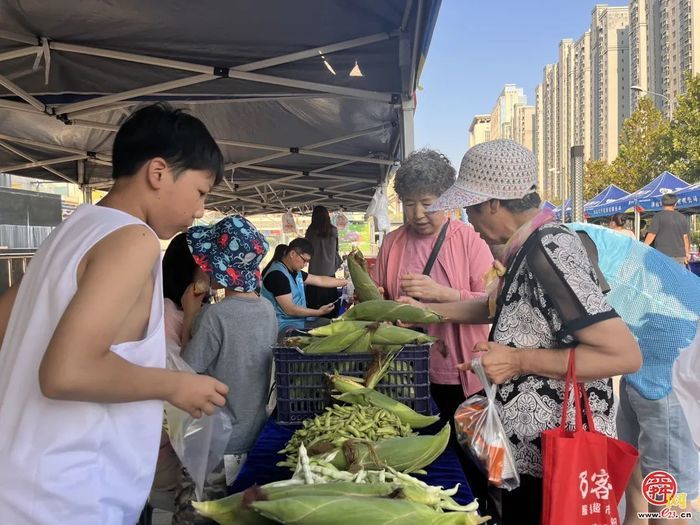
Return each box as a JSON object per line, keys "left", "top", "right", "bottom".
{"left": 282, "top": 211, "right": 297, "bottom": 234}
{"left": 164, "top": 344, "right": 233, "bottom": 500}
{"left": 365, "top": 185, "right": 390, "bottom": 233}
{"left": 454, "top": 358, "right": 520, "bottom": 491}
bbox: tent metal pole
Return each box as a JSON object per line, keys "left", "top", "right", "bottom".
{"left": 235, "top": 31, "right": 396, "bottom": 72}
{"left": 0, "top": 46, "right": 39, "bottom": 63}
{"left": 0, "top": 140, "right": 75, "bottom": 184}
{"left": 297, "top": 149, "right": 395, "bottom": 166}
{"left": 0, "top": 74, "right": 45, "bottom": 111}
{"left": 0, "top": 153, "right": 87, "bottom": 172}
{"left": 635, "top": 208, "right": 641, "bottom": 240}
{"left": 0, "top": 31, "right": 39, "bottom": 46}
{"left": 399, "top": 95, "right": 415, "bottom": 159}
{"left": 0, "top": 133, "right": 110, "bottom": 160}
{"left": 49, "top": 41, "right": 213, "bottom": 74}
{"left": 71, "top": 119, "right": 120, "bottom": 132}
{"left": 54, "top": 74, "right": 217, "bottom": 115}
{"left": 0, "top": 98, "right": 44, "bottom": 114}
{"left": 224, "top": 124, "right": 389, "bottom": 170}
{"left": 243, "top": 164, "right": 371, "bottom": 183}
{"left": 227, "top": 70, "right": 394, "bottom": 102}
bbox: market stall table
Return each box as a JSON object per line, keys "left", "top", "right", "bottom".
{"left": 230, "top": 417, "right": 475, "bottom": 505}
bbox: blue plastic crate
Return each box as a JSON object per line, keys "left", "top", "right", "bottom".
{"left": 273, "top": 345, "right": 431, "bottom": 425}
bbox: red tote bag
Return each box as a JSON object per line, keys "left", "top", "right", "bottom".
{"left": 541, "top": 350, "right": 638, "bottom": 525}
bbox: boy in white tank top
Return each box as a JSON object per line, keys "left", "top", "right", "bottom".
{"left": 0, "top": 104, "right": 229, "bottom": 525}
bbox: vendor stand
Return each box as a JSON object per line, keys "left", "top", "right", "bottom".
{"left": 230, "top": 416, "right": 475, "bottom": 505}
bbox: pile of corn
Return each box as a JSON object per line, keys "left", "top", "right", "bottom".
{"left": 285, "top": 319, "right": 436, "bottom": 355}
{"left": 194, "top": 443, "right": 490, "bottom": 525}
{"left": 277, "top": 403, "right": 413, "bottom": 468}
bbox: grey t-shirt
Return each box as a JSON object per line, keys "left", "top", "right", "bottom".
{"left": 647, "top": 209, "right": 689, "bottom": 258}
{"left": 182, "top": 295, "right": 277, "bottom": 454}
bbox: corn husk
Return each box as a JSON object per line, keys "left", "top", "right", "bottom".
{"left": 251, "top": 494, "right": 483, "bottom": 525}
{"left": 342, "top": 299, "right": 442, "bottom": 324}
{"left": 192, "top": 481, "right": 403, "bottom": 525}
{"left": 332, "top": 423, "right": 451, "bottom": 473}
{"left": 348, "top": 249, "right": 383, "bottom": 302}
{"left": 303, "top": 329, "right": 367, "bottom": 354}
{"left": 333, "top": 388, "right": 439, "bottom": 429}
{"left": 308, "top": 321, "right": 373, "bottom": 337}
{"left": 345, "top": 329, "right": 373, "bottom": 353}
{"left": 370, "top": 324, "right": 437, "bottom": 345}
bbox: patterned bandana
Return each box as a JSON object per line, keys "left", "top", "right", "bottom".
{"left": 484, "top": 208, "right": 556, "bottom": 318}
{"left": 187, "top": 215, "right": 269, "bottom": 292}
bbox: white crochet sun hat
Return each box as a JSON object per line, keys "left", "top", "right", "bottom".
{"left": 429, "top": 139, "right": 538, "bottom": 211}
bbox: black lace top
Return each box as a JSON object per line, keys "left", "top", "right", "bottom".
{"left": 490, "top": 223, "right": 619, "bottom": 477}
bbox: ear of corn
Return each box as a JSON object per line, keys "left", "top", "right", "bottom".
{"left": 332, "top": 423, "right": 451, "bottom": 473}
{"left": 348, "top": 249, "right": 383, "bottom": 302}
{"left": 345, "top": 329, "right": 373, "bottom": 353}
{"left": 303, "top": 328, "right": 367, "bottom": 354}
{"left": 370, "top": 324, "right": 437, "bottom": 345}
{"left": 342, "top": 299, "right": 443, "bottom": 324}
{"left": 308, "top": 320, "right": 373, "bottom": 337}
{"left": 333, "top": 388, "right": 439, "bottom": 429}
{"left": 250, "top": 494, "right": 461, "bottom": 525}
{"left": 192, "top": 482, "right": 403, "bottom": 525}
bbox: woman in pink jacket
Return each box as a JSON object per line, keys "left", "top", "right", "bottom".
{"left": 370, "top": 148, "right": 495, "bottom": 515}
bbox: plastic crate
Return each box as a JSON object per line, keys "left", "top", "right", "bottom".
{"left": 273, "top": 344, "right": 431, "bottom": 425}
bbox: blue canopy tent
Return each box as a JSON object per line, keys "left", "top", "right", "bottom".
{"left": 585, "top": 171, "right": 689, "bottom": 237}
{"left": 553, "top": 198, "right": 571, "bottom": 221}
{"left": 541, "top": 200, "right": 556, "bottom": 212}
{"left": 584, "top": 184, "right": 630, "bottom": 218}
{"left": 671, "top": 183, "right": 700, "bottom": 213}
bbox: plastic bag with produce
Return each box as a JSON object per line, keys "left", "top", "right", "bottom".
{"left": 454, "top": 357, "right": 519, "bottom": 491}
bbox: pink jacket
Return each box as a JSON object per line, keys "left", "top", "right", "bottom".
{"left": 371, "top": 221, "right": 493, "bottom": 396}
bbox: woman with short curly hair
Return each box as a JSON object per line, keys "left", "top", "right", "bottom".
{"left": 370, "top": 148, "right": 495, "bottom": 514}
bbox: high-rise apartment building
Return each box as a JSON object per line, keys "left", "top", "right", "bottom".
{"left": 489, "top": 84, "right": 528, "bottom": 140}
{"left": 468, "top": 115, "right": 491, "bottom": 148}
{"left": 558, "top": 39, "right": 576, "bottom": 202}
{"left": 534, "top": 84, "right": 546, "bottom": 195}
{"left": 512, "top": 104, "right": 536, "bottom": 152}
{"left": 543, "top": 63, "right": 560, "bottom": 199}
{"left": 574, "top": 30, "right": 593, "bottom": 161}
{"left": 631, "top": 0, "right": 700, "bottom": 116}
{"left": 591, "top": 4, "right": 631, "bottom": 161}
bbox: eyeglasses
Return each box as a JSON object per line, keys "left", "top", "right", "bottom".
{"left": 295, "top": 251, "right": 311, "bottom": 264}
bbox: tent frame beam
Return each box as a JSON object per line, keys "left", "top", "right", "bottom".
{"left": 47, "top": 38, "right": 396, "bottom": 119}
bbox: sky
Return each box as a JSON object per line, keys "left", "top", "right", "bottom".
{"left": 414, "top": 0, "right": 628, "bottom": 168}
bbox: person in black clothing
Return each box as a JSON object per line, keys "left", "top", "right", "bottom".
{"left": 260, "top": 238, "right": 347, "bottom": 333}
{"left": 644, "top": 193, "right": 690, "bottom": 264}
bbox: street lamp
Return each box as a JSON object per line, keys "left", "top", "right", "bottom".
{"left": 631, "top": 85, "right": 673, "bottom": 121}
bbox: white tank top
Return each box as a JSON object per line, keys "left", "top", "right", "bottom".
{"left": 0, "top": 205, "right": 166, "bottom": 525}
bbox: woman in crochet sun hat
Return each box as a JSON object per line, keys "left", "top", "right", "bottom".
{"left": 429, "top": 139, "right": 539, "bottom": 213}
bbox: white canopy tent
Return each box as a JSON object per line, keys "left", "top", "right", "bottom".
{"left": 0, "top": 0, "right": 441, "bottom": 214}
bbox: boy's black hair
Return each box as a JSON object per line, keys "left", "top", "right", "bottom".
{"left": 287, "top": 237, "right": 314, "bottom": 257}
{"left": 162, "top": 233, "right": 197, "bottom": 309}
{"left": 112, "top": 103, "right": 224, "bottom": 185}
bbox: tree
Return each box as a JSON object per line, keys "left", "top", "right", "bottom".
{"left": 665, "top": 73, "right": 700, "bottom": 183}
{"left": 612, "top": 96, "right": 671, "bottom": 189}
{"left": 584, "top": 159, "right": 616, "bottom": 200}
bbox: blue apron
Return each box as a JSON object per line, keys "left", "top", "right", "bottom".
{"left": 261, "top": 261, "right": 310, "bottom": 331}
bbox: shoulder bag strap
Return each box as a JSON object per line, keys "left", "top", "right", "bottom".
{"left": 422, "top": 219, "right": 450, "bottom": 276}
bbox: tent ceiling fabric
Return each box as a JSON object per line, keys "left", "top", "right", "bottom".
{"left": 0, "top": 0, "right": 440, "bottom": 213}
